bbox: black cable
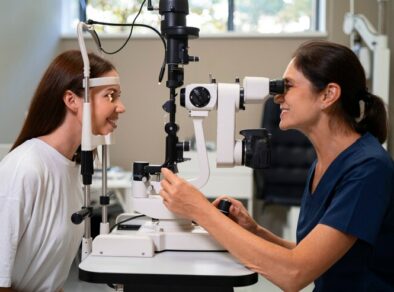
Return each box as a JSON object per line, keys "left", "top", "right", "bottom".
{"left": 86, "top": 10, "right": 167, "bottom": 82}
{"left": 88, "top": 20, "right": 167, "bottom": 82}
{"left": 90, "top": 0, "right": 147, "bottom": 55}
{"left": 110, "top": 214, "right": 146, "bottom": 232}
{"left": 87, "top": 22, "right": 166, "bottom": 54}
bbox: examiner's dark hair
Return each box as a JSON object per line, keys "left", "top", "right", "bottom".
{"left": 292, "top": 41, "right": 388, "bottom": 144}
{"left": 11, "top": 50, "right": 115, "bottom": 153}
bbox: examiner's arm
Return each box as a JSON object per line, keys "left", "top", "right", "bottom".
{"left": 212, "top": 196, "right": 296, "bottom": 249}
{"left": 160, "top": 168, "right": 356, "bottom": 292}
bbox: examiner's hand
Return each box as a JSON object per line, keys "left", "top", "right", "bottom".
{"left": 160, "top": 168, "right": 213, "bottom": 221}
{"left": 212, "top": 196, "right": 258, "bottom": 234}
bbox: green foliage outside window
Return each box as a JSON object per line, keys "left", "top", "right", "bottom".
{"left": 80, "top": 0, "right": 319, "bottom": 34}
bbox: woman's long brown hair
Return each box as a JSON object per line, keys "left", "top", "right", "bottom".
{"left": 11, "top": 50, "right": 115, "bottom": 151}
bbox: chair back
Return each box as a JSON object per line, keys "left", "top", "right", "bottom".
{"left": 254, "top": 97, "right": 316, "bottom": 206}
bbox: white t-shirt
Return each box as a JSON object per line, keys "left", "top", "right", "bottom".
{"left": 0, "top": 138, "right": 84, "bottom": 292}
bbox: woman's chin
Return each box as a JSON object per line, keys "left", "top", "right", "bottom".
{"left": 92, "top": 128, "right": 114, "bottom": 136}
{"left": 278, "top": 121, "right": 289, "bottom": 130}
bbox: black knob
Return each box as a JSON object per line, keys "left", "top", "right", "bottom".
{"left": 218, "top": 199, "right": 232, "bottom": 216}
{"left": 71, "top": 208, "right": 91, "bottom": 225}
{"left": 180, "top": 141, "right": 190, "bottom": 152}
{"left": 189, "top": 86, "right": 211, "bottom": 108}
{"left": 133, "top": 162, "right": 149, "bottom": 181}
{"left": 189, "top": 56, "right": 199, "bottom": 62}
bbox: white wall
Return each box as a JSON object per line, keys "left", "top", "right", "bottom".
{"left": 0, "top": 0, "right": 62, "bottom": 143}
{"left": 59, "top": 0, "right": 393, "bottom": 169}
{"left": 0, "top": 0, "right": 392, "bottom": 167}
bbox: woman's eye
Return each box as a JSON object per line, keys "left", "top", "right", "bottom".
{"left": 285, "top": 84, "right": 292, "bottom": 92}
{"left": 106, "top": 91, "right": 115, "bottom": 102}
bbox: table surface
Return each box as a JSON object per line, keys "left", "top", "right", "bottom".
{"left": 79, "top": 251, "right": 258, "bottom": 288}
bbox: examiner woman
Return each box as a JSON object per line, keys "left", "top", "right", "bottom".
{"left": 160, "top": 41, "right": 394, "bottom": 291}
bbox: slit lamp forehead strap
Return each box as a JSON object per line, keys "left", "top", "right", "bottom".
{"left": 83, "top": 76, "right": 121, "bottom": 88}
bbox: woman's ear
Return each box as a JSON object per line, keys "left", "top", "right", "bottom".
{"left": 63, "top": 90, "right": 80, "bottom": 113}
{"left": 321, "top": 83, "right": 341, "bottom": 110}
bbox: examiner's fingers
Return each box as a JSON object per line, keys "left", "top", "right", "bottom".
{"left": 229, "top": 204, "right": 241, "bottom": 216}
{"left": 226, "top": 197, "right": 244, "bottom": 208}
{"left": 161, "top": 168, "right": 178, "bottom": 183}
{"left": 212, "top": 195, "right": 230, "bottom": 207}
{"left": 160, "top": 178, "right": 172, "bottom": 192}
{"left": 159, "top": 189, "right": 169, "bottom": 201}
{"left": 213, "top": 195, "right": 241, "bottom": 205}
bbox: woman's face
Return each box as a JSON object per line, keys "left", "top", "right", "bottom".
{"left": 90, "top": 70, "right": 126, "bottom": 135}
{"left": 275, "top": 58, "right": 322, "bottom": 132}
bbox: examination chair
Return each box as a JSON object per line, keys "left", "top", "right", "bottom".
{"left": 253, "top": 97, "right": 316, "bottom": 212}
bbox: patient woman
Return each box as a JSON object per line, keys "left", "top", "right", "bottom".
{"left": 160, "top": 41, "right": 394, "bottom": 291}
{"left": 0, "top": 50, "right": 125, "bottom": 291}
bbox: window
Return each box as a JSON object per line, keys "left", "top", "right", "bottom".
{"left": 62, "top": 0, "right": 325, "bottom": 35}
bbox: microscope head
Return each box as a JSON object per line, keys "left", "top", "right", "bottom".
{"left": 180, "top": 77, "right": 285, "bottom": 170}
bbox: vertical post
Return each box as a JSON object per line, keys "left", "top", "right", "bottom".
{"left": 377, "top": 0, "right": 388, "bottom": 34}
{"left": 79, "top": 0, "right": 87, "bottom": 22}
{"left": 228, "top": 0, "right": 235, "bottom": 31}
{"left": 349, "top": 0, "right": 356, "bottom": 48}
{"left": 102, "top": 145, "right": 108, "bottom": 224}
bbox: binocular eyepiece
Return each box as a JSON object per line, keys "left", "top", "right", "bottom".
{"left": 269, "top": 79, "right": 286, "bottom": 95}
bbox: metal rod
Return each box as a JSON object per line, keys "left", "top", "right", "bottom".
{"left": 349, "top": 0, "right": 356, "bottom": 48}
{"left": 83, "top": 185, "right": 91, "bottom": 238}
{"left": 377, "top": 0, "right": 388, "bottom": 34}
{"left": 170, "top": 88, "right": 176, "bottom": 123}
{"left": 84, "top": 77, "right": 89, "bottom": 102}
{"left": 102, "top": 145, "right": 108, "bottom": 223}
{"left": 228, "top": 0, "right": 234, "bottom": 31}
{"left": 350, "top": 0, "right": 355, "bottom": 15}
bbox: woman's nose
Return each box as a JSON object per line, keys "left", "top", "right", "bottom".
{"left": 116, "top": 99, "right": 126, "bottom": 113}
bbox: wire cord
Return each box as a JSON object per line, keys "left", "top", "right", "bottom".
{"left": 110, "top": 214, "right": 146, "bottom": 232}
{"left": 85, "top": 0, "right": 167, "bottom": 82}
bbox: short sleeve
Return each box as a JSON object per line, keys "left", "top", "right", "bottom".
{"left": 319, "top": 157, "right": 392, "bottom": 245}
{"left": 0, "top": 155, "right": 37, "bottom": 287}
{"left": 0, "top": 197, "right": 28, "bottom": 287}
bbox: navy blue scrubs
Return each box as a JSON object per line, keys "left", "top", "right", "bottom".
{"left": 297, "top": 133, "right": 394, "bottom": 291}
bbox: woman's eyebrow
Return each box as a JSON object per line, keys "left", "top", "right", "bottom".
{"left": 283, "top": 77, "right": 295, "bottom": 83}
{"left": 104, "top": 87, "right": 121, "bottom": 93}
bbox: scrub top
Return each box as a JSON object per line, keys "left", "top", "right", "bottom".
{"left": 297, "top": 133, "right": 394, "bottom": 292}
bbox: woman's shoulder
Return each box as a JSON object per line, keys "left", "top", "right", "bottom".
{"left": 343, "top": 133, "right": 393, "bottom": 168}
{"left": 0, "top": 140, "right": 50, "bottom": 216}
{"left": 329, "top": 133, "right": 393, "bottom": 187}
{"left": 359, "top": 133, "right": 393, "bottom": 169}
{"left": 3, "top": 138, "right": 43, "bottom": 160}
{"left": 0, "top": 139, "right": 47, "bottom": 181}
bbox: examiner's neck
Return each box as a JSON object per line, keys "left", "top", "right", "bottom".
{"left": 309, "top": 129, "right": 361, "bottom": 169}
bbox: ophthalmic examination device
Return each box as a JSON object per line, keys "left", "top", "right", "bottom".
{"left": 71, "top": 0, "right": 285, "bottom": 259}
